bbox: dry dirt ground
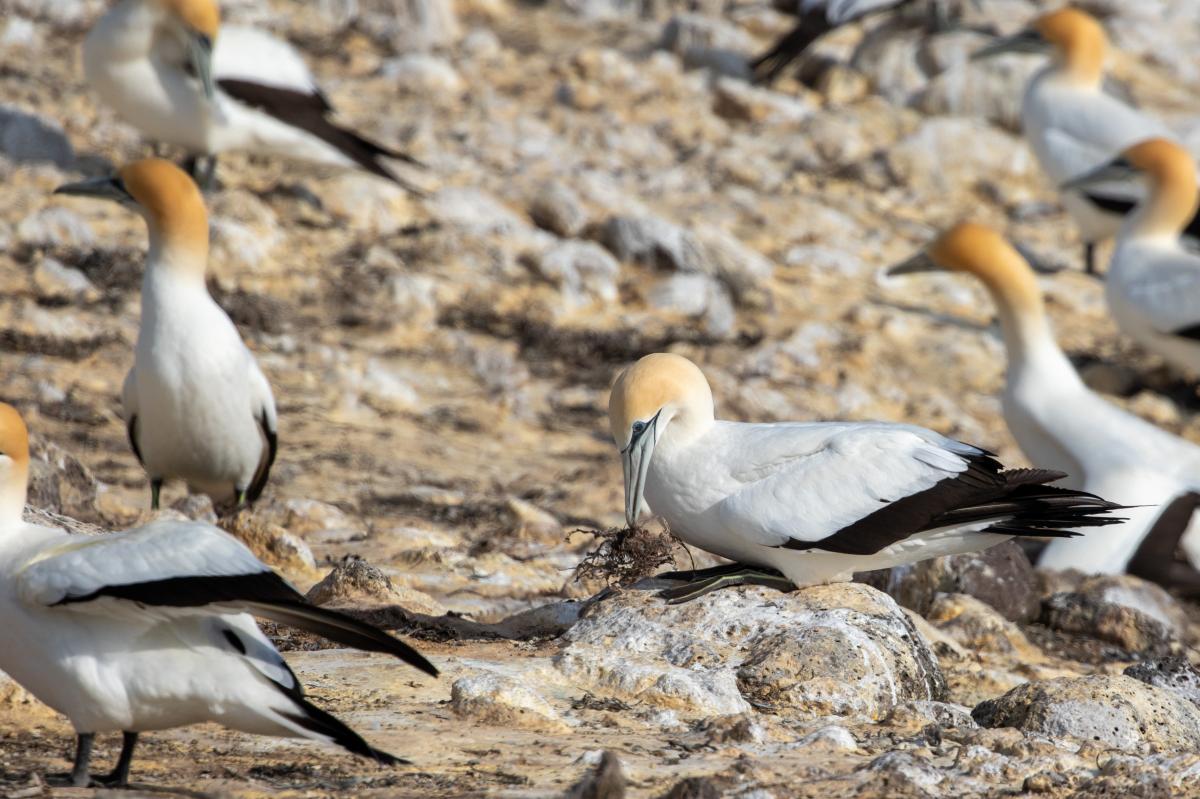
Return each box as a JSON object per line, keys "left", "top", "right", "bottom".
{"left": 4, "top": 0, "right": 1200, "bottom": 796}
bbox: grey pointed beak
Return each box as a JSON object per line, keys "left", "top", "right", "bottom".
{"left": 887, "top": 250, "right": 941, "bottom": 276}
{"left": 621, "top": 413, "right": 660, "bottom": 528}
{"left": 1061, "top": 159, "right": 1137, "bottom": 192}
{"left": 53, "top": 175, "right": 132, "bottom": 203}
{"left": 971, "top": 29, "right": 1048, "bottom": 61}
{"left": 189, "top": 32, "right": 216, "bottom": 101}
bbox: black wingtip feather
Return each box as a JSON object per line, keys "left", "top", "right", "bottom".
{"left": 251, "top": 601, "right": 439, "bottom": 678}
{"left": 282, "top": 700, "right": 407, "bottom": 765}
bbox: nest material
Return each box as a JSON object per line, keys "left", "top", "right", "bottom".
{"left": 570, "top": 524, "right": 681, "bottom": 586}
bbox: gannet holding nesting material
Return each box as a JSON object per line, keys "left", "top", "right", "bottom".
{"left": 56, "top": 159, "right": 276, "bottom": 510}
{"left": 1066, "top": 138, "right": 1200, "bottom": 378}
{"left": 888, "top": 222, "right": 1200, "bottom": 588}
{"left": 608, "top": 353, "right": 1123, "bottom": 602}
{"left": 0, "top": 403, "right": 437, "bottom": 788}
{"left": 83, "top": 0, "right": 422, "bottom": 189}
{"left": 973, "top": 8, "right": 1199, "bottom": 274}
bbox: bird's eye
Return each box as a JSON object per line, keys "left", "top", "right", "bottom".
{"left": 632, "top": 421, "right": 647, "bottom": 435}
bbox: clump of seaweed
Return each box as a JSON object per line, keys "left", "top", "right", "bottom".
{"left": 569, "top": 524, "right": 683, "bottom": 586}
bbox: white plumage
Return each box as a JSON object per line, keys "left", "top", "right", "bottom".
{"left": 57, "top": 158, "right": 277, "bottom": 509}
{"left": 608, "top": 353, "right": 1121, "bottom": 598}
{"left": 0, "top": 403, "right": 435, "bottom": 787}
{"left": 83, "top": 0, "right": 419, "bottom": 186}
{"left": 974, "top": 8, "right": 1196, "bottom": 272}
{"left": 889, "top": 221, "right": 1200, "bottom": 584}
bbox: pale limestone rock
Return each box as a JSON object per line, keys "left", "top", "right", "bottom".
{"left": 974, "top": 675, "right": 1200, "bottom": 753}
{"left": 451, "top": 671, "right": 571, "bottom": 733}
{"left": 555, "top": 583, "right": 943, "bottom": 720}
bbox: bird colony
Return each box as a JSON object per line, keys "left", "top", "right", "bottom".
{"left": 3, "top": 0, "right": 1200, "bottom": 796}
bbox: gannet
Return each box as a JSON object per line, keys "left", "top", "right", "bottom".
{"left": 82, "top": 0, "right": 422, "bottom": 189}
{"left": 0, "top": 403, "right": 437, "bottom": 787}
{"left": 1064, "top": 138, "right": 1200, "bottom": 378}
{"left": 973, "top": 8, "right": 1200, "bottom": 275}
{"left": 608, "top": 352, "right": 1123, "bottom": 602}
{"left": 888, "top": 221, "right": 1200, "bottom": 588}
{"left": 56, "top": 159, "right": 276, "bottom": 510}
{"left": 751, "top": 0, "right": 911, "bottom": 84}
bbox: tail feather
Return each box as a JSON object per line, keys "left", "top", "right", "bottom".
{"left": 249, "top": 601, "right": 439, "bottom": 678}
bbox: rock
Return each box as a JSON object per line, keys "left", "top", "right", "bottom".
{"left": 712, "top": 78, "right": 811, "bottom": 124}
{"left": 529, "top": 181, "right": 588, "bottom": 238}
{"left": 973, "top": 675, "right": 1200, "bottom": 753}
{"left": 925, "top": 593, "right": 1037, "bottom": 655}
{"left": 17, "top": 206, "right": 94, "bottom": 249}
{"left": 1125, "top": 656, "right": 1200, "bottom": 710}
{"left": 882, "top": 540, "right": 1041, "bottom": 623}
{"left": 430, "top": 187, "right": 526, "bottom": 236}
{"left": 598, "top": 215, "right": 773, "bottom": 307}
{"left": 321, "top": 173, "right": 418, "bottom": 234}
{"left": 208, "top": 189, "right": 281, "bottom": 275}
{"left": 450, "top": 671, "right": 570, "bottom": 733}
{"left": 1040, "top": 592, "right": 1176, "bottom": 658}
{"left": 9, "top": 0, "right": 105, "bottom": 29}
{"left": 169, "top": 493, "right": 218, "bottom": 524}
{"left": 1069, "top": 757, "right": 1173, "bottom": 799}
{"left": 218, "top": 508, "right": 318, "bottom": 578}
{"left": 916, "top": 51, "right": 1043, "bottom": 133}
{"left": 384, "top": 53, "right": 464, "bottom": 94}
{"left": 658, "top": 14, "right": 756, "bottom": 57}
{"left": 535, "top": 240, "right": 621, "bottom": 308}
{"left": 32, "top": 257, "right": 99, "bottom": 304}
{"left": 354, "top": 0, "right": 461, "bottom": 51}
{"left": 646, "top": 273, "right": 735, "bottom": 338}
{"left": 816, "top": 65, "right": 870, "bottom": 105}
{"left": 884, "top": 700, "right": 977, "bottom": 734}
{"left": 504, "top": 496, "right": 563, "bottom": 542}
{"left": 555, "top": 583, "right": 944, "bottom": 719}
{"left": 0, "top": 105, "right": 73, "bottom": 167}
{"left": 885, "top": 116, "right": 1032, "bottom": 192}
{"left": 253, "top": 497, "right": 365, "bottom": 539}
{"left": 565, "top": 751, "right": 626, "bottom": 799}
{"left": 1075, "top": 574, "right": 1189, "bottom": 638}
{"left": 26, "top": 438, "right": 100, "bottom": 523}
{"left": 305, "top": 555, "right": 447, "bottom": 615}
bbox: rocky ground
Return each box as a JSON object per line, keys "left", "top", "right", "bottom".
{"left": 4, "top": 0, "right": 1200, "bottom": 796}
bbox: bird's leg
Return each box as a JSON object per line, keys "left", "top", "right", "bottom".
{"left": 49, "top": 733, "right": 95, "bottom": 787}
{"left": 236, "top": 485, "right": 247, "bottom": 506}
{"left": 1084, "top": 242, "right": 1098, "bottom": 276}
{"left": 658, "top": 568, "right": 796, "bottom": 604}
{"left": 198, "top": 155, "right": 218, "bottom": 191}
{"left": 1127, "top": 492, "right": 1200, "bottom": 597}
{"left": 150, "top": 479, "right": 163, "bottom": 510}
{"left": 95, "top": 732, "right": 138, "bottom": 788}
{"left": 656, "top": 562, "right": 758, "bottom": 582}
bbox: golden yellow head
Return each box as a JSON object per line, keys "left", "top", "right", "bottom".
{"left": 159, "top": 0, "right": 220, "bottom": 39}
{"left": 1034, "top": 7, "right": 1106, "bottom": 81}
{"left": 0, "top": 403, "right": 29, "bottom": 467}
{"left": 118, "top": 158, "right": 210, "bottom": 257}
{"left": 608, "top": 353, "right": 714, "bottom": 447}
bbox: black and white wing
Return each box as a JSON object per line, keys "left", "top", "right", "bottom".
{"left": 213, "top": 27, "right": 422, "bottom": 189}
{"left": 751, "top": 0, "right": 909, "bottom": 84}
{"left": 16, "top": 519, "right": 437, "bottom": 677}
{"left": 715, "top": 423, "right": 1122, "bottom": 555}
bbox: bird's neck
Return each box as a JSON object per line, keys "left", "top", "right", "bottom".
{"left": 144, "top": 236, "right": 210, "bottom": 296}
{"left": 985, "top": 282, "right": 1075, "bottom": 381}
{"left": 92, "top": 0, "right": 167, "bottom": 59}
{"left": 1128, "top": 174, "right": 1199, "bottom": 241}
{"left": 0, "top": 468, "right": 28, "bottom": 529}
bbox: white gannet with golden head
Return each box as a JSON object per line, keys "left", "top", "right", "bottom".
{"left": 889, "top": 221, "right": 1200, "bottom": 589}
{"left": 973, "top": 7, "right": 1198, "bottom": 274}
{"left": 607, "top": 352, "right": 1123, "bottom": 602}
{"left": 56, "top": 158, "right": 277, "bottom": 510}
{"left": 1065, "top": 138, "right": 1200, "bottom": 378}
{"left": 82, "top": 0, "right": 422, "bottom": 189}
{"left": 0, "top": 403, "right": 436, "bottom": 788}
